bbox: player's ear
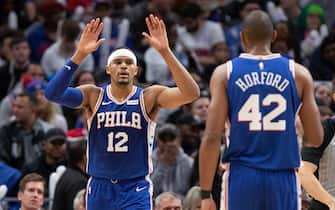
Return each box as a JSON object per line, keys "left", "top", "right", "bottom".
{"left": 240, "top": 31, "right": 247, "bottom": 52}
{"left": 332, "top": 93, "right": 335, "bottom": 103}
{"left": 106, "top": 65, "right": 111, "bottom": 75}
{"left": 134, "top": 66, "right": 139, "bottom": 77}
{"left": 271, "top": 30, "right": 278, "bottom": 42}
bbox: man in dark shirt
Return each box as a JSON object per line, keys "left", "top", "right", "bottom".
{"left": 52, "top": 134, "right": 88, "bottom": 210}
{"left": 0, "top": 36, "right": 30, "bottom": 101}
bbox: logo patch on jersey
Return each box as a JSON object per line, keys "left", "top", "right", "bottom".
{"left": 135, "top": 186, "right": 147, "bottom": 192}
{"left": 127, "top": 99, "right": 139, "bottom": 105}
{"left": 64, "top": 65, "right": 71, "bottom": 71}
{"left": 102, "top": 101, "right": 113, "bottom": 106}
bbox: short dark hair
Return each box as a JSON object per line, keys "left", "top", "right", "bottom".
{"left": 16, "top": 92, "right": 39, "bottom": 107}
{"left": 61, "top": 19, "right": 81, "bottom": 42}
{"left": 157, "top": 124, "right": 180, "bottom": 142}
{"left": 66, "top": 138, "right": 87, "bottom": 165}
{"left": 180, "top": 2, "right": 203, "bottom": 19}
{"left": 10, "top": 36, "right": 28, "bottom": 48}
{"left": 19, "top": 173, "right": 45, "bottom": 192}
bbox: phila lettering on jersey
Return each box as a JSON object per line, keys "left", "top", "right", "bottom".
{"left": 87, "top": 85, "right": 156, "bottom": 180}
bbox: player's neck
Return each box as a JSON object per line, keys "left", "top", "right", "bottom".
{"left": 110, "top": 84, "right": 134, "bottom": 101}
{"left": 247, "top": 47, "right": 272, "bottom": 56}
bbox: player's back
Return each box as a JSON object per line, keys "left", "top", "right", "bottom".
{"left": 222, "top": 53, "right": 301, "bottom": 170}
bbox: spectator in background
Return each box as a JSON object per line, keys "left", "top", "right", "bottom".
{"left": 223, "top": 0, "right": 261, "bottom": 58}
{"left": 314, "top": 82, "right": 332, "bottom": 108}
{"left": 52, "top": 131, "right": 88, "bottom": 210}
{"left": 203, "top": 42, "right": 230, "bottom": 85}
{"left": 183, "top": 186, "right": 201, "bottom": 210}
{"left": 0, "top": 36, "right": 30, "bottom": 101}
{"left": 151, "top": 124, "right": 193, "bottom": 198}
{"left": 17, "top": 173, "right": 45, "bottom": 210}
{"left": 175, "top": 113, "right": 204, "bottom": 156}
{"left": 30, "top": 80, "right": 68, "bottom": 131}
{"left": 271, "top": 21, "right": 302, "bottom": 62}
{"left": 128, "top": 0, "right": 177, "bottom": 56}
{"left": 41, "top": 19, "right": 94, "bottom": 79}
{"left": 190, "top": 92, "right": 210, "bottom": 123}
{"left": 0, "top": 93, "right": 50, "bottom": 170}
{"left": 154, "top": 192, "right": 182, "bottom": 210}
{"left": 298, "top": 4, "right": 328, "bottom": 61}
{"left": 91, "top": 0, "right": 132, "bottom": 69}
{"left": 0, "top": 63, "right": 46, "bottom": 127}
{"left": 0, "top": 27, "right": 19, "bottom": 67}
{"left": 177, "top": 2, "right": 225, "bottom": 68}
{"left": 22, "top": 128, "right": 67, "bottom": 196}
{"left": 309, "top": 32, "right": 335, "bottom": 81}
{"left": 26, "top": 0, "right": 65, "bottom": 62}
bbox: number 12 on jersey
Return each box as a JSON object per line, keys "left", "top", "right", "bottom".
{"left": 238, "top": 94, "right": 287, "bottom": 131}
{"left": 107, "top": 132, "right": 129, "bottom": 152}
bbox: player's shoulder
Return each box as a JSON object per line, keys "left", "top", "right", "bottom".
{"left": 292, "top": 61, "right": 313, "bottom": 84}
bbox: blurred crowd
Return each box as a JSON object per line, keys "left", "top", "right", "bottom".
{"left": 0, "top": 0, "right": 334, "bottom": 209}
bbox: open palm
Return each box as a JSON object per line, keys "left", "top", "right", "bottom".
{"left": 77, "top": 18, "right": 105, "bottom": 55}
{"left": 142, "top": 14, "right": 169, "bottom": 52}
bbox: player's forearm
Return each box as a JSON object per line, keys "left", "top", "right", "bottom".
{"left": 160, "top": 48, "right": 200, "bottom": 102}
{"left": 45, "top": 60, "right": 83, "bottom": 107}
{"left": 199, "top": 135, "right": 221, "bottom": 191}
{"left": 300, "top": 169, "right": 335, "bottom": 207}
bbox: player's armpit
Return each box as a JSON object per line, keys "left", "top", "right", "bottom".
{"left": 78, "top": 84, "right": 102, "bottom": 116}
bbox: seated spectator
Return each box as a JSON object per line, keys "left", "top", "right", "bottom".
{"left": 26, "top": 0, "right": 65, "bottom": 62}
{"left": 183, "top": 186, "right": 201, "bottom": 210}
{"left": 41, "top": 19, "right": 94, "bottom": 79}
{"left": 177, "top": 2, "right": 225, "bottom": 67}
{"left": 0, "top": 63, "right": 46, "bottom": 127}
{"left": 151, "top": 124, "right": 193, "bottom": 198}
{"left": 154, "top": 192, "right": 182, "bottom": 210}
{"left": 17, "top": 173, "right": 45, "bottom": 210}
{"left": 223, "top": 0, "right": 261, "bottom": 58}
{"left": 309, "top": 32, "right": 335, "bottom": 81}
{"left": 0, "top": 93, "right": 50, "bottom": 170}
{"left": 0, "top": 36, "right": 30, "bottom": 101}
{"left": 298, "top": 4, "right": 328, "bottom": 61}
{"left": 190, "top": 92, "right": 210, "bottom": 123}
{"left": 52, "top": 131, "right": 88, "bottom": 210}
{"left": 26, "top": 79, "right": 68, "bottom": 131}
{"left": 314, "top": 82, "right": 332, "bottom": 108}
{"left": 22, "top": 128, "right": 66, "bottom": 196}
{"left": 202, "top": 42, "right": 230, "bottom": 84}
{"left": 175, "top": 113, "right": 204, "bottom": 156}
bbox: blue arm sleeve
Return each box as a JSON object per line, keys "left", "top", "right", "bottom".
{"left": 45, "top": 60, "right": 83, "bottom": 108}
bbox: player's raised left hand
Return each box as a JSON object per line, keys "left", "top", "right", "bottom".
{"left": 142, "top": 14, "right": 169, "bottom": 53}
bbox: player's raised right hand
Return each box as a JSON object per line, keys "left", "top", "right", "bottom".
{"left": 77, "top": 18, "right": 105, "bottom": 55}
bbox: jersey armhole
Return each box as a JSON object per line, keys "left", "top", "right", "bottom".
{"left": 226, "top": 60, "right": 233, "bottom": 80}
{"left": 140, "top": 91, "right": 155, "bottom": 124}
{"left": 87, "top": 87, "right": 104, "bottom": 131}
{"left": 289, "top": 60, "right": 295, "bottom": 78}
